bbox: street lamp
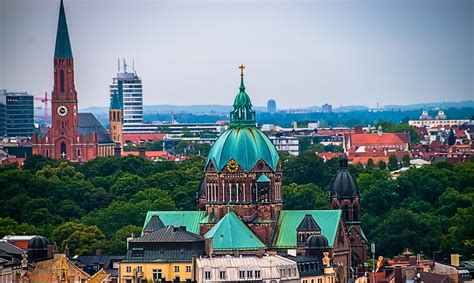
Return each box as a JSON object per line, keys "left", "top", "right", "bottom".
{"left": 371, "top": 243, "right": 376, "bottom": 283}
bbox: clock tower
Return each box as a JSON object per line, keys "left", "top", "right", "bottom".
{"left": 51, "top": 0, "right": 78, "bottom": 158}
{"left": 32, "top": 0, "right": 115, "bottom": 161}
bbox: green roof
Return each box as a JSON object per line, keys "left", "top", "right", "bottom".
{"left": 206, "top": 127, "right": 279, "bottom": 172}
{"left": 230, "top": 75, "right": 256, "bottom": 127}
{"left": 54, "top": 0, "right": 73, "bottom": 58}
{"left": 273, "top": 210, "right": 342, "bottom": 249}
{"left": 142, "top": 211, "right": 206, "bottom": 235}
{"left": 256, "top": 174, "right": 271, "bottom": 183}
{"left": 204, "top": 211, "right": 265, "bottom": 251}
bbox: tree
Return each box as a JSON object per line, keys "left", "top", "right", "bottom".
{"left": 366, "top": 159, "right": 375, "bottom": 170}
{"left": 377, "top": 160, "right": 387, "bottom": 170}
{"left": 282, "top": 183, "right": 327, "bottom": 210}
{"left": 443, "top": 205, "right": 474, "bottom": 259}
{"left": 102, "top": 225, "right": 142, "bottom": 255}
{"left": 52, "top": 222, "right": 105, "bottom": 255}
{"left": 0, "top": 217, "right": 38, "bottom": 238}
{"left": 388, "top": 155, "right": 399, "bottom": 171}
{"left": 402, "top": 155, "right": 410, "bottom": 167}
{"left": 110, "top": 173, "right": 147, "bottom": 198}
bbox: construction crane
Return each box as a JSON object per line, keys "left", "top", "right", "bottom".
{"left": 34, "top": 92, "right": 50, "bottom": 127}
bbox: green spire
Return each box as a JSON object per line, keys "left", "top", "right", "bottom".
{"left": 230, "top": 64, "right": 256, "bottom": 127}
{"left": 54, "top": 0, "right": 73, "bottom": 58}
{"left": 110, "top": 81, "right": 123, "bottom": 110}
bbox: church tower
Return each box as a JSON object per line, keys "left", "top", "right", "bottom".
{"left": 50, "top": 0, "right": 79, "bottom": 159}
{"left": 32, "top": 0, "right": 115, "bottom": 161}
{"left": 109, "top": 81, "right": 123, "bottom": 144}
{"left": 329, "top": 154, "right": 367, "bottom": 275}
{"left": 199, "top": 65, "right": 283, "bottom": 245}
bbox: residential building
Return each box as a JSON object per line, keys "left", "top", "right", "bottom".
{"left": 119, "top": 222, "right": 205, "bottom": 283}
{"left": 0, "top": 240, "right": 28, "bottom": 283}
{"left": 32, "top": 0, "right": 115, "bottom": 161}
{"left": 194, "top": 255, "right": 300, "bottom": 282}
{"left": 270, "top": 136, "right": 300, "bottom": 156}
{"left": 72, "top": 255, "right": 124, "bottom": 283}
{"left": 267, "top": 99, "right": 277, "bottom": 113}
{"left": 0, "top": 90, "right": 34, "bottom": 137}
{"left": 30, "top": 254, "right": 90, "bottom": 282}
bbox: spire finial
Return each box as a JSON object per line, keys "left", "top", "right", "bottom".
{"left": 239, "top": 64, "right": 245, "bottom": 77}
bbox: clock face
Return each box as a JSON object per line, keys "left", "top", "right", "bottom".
{"left": 57, "top": 105, "right": 68, "bottom": 117}
{"left": 226, "top": 159, "right": 239, "bottom": 173}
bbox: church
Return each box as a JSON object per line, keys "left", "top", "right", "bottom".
{"left": 143, "top": 66, "right": 368, "bottom": 281}
{"left": 32, "top": 0, "right": 114, "bottom": 162}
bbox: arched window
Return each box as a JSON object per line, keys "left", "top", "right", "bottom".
{"left": 343, "top": 205, "right": 350, "bottom": 222}
{"left": 60, "top": 70, "right": 65, "bottom": 93}
{"left": 60, "top": 142, "right": 67, "bottom": 158}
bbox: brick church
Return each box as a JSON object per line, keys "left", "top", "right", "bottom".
{"left": 32, "top": 0, "right": 114, "bottom": 162}
{"left": 143, "top": 66, "right": 368, "bottom": 282}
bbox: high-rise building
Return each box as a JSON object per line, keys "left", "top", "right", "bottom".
{"left": 0, "top": 90, "right": 6, "bottom": 136}
{"left": 32, "top": 0, "right": 114, "bottom": 161}
{"left": 322, "top": 103, "right": 332, "bottom": 113}
{"left": 109, "top": 60, "right": 144, "bottom": 133}
{"left": 0, "top": 90, "right": 34, "bottom": 137}
{"left": 267, "top": 99, "right": 276, "bottom": 113}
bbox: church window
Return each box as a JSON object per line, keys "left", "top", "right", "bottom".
{"left": 60, "top": 70, "right": 65, "bottom": 93}
{"left": 77, "top": 149, "right": 81, "bottom": 157}
{"left": 60, "top": 142, "right": 67, "bottom": 158}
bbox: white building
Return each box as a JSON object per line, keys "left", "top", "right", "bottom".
{"left": 109, "top": 59, "right": 144, "bottom": 133}
{"left": 270, "top": 136, "right": 300, "bottom": 156}
{"left": 409, "top": 110, "right": 469, "bottom": 128}
{"left": 194, "top": 255, "right": 300, "bottom": 283}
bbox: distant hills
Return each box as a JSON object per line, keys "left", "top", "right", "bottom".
{"left": 79, "top": 100, "right": 474, "bottom": 115}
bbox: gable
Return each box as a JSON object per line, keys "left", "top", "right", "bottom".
{"left": 273, "top": 210, "right": 342, "bottom": 249}
{"left": 142, "top": 211, "right": 206, "bottom": 235}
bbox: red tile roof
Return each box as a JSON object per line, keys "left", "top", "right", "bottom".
{"left": 348, "top": 133, "right": 409, "bottom": 146}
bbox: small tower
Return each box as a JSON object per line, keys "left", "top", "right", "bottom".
{"left": 109, "top": 81, "right": 123, "bottom": 145}
{"left": 297, "top": 213, "right": 322, "bottom": 251}
{"left": 329, "top": 154, "right": 360, "bottom": 223}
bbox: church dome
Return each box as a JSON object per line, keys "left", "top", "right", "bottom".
{"left": 206, "top": 66, "right": 279, "bottom": 172}
{"left": 306, "top": 234, "right": 329, "bottom": 249}
{"left": 28, "top": 236, "right": 49, "bottom": 250}
{"left": 330, "top": 154, "right": 359, "bottom": 199}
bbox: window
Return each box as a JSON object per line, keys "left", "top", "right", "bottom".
{"left": 152, "top": 269, "right": 162, "bottom": 280}
{"left": 288, "top": 268, "right": 291, "bottom": 277}
{"left": 294, "top": 268, "right": 297, "bottom": 276}
{"left": 204, "top": 271, "right": 211, "bottom": 280}
{"left": 126, "top": 266, "right": 131, "bottom": 272}
{"left": 219, "top": 270, "right": 226, "bottom": 280}
{"left": 247, "top": 270, "right": 253, "bottom": 278}
{"left": 239, "top": 270, "right": 245, "bottom": 279}
{"left": 125, "top": 280, "right": 132, "bottom": 283}
{"left": 303, "top": 280, "right": 308, "bottom": 283}
{"left": 60, "top": 69, "right": 65, "bottom": 93}
{"left": 174, "top": 266, "right": 179, "bottom": 272}
{"left": 136, "top": 266, "right": 142, "bottom": 272}
{"left": 280, "top": 269, "right": 286, "bottom": 278}
{"left": 255, "top": 270, "right": 261, "bottom": 279}
{"left": 186, "top": 266, "right": 191, "bottom": 272}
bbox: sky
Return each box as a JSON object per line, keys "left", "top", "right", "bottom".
{"left": 0, "top": 0, "right": 472, "bottom": 109}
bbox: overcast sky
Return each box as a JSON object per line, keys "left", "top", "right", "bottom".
{"left": 0, "top": 0, "right": 472, "bottom": 109}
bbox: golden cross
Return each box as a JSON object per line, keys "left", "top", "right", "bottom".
{"left": 239, "top": 64, "right": 245, "bottom": 77}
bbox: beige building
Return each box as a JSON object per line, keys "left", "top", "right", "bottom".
{"left": 29, "top": 254, "right": 90, "bottom": 283}
{"left": 194, "top": 255, "right": 300, "bottom": 282}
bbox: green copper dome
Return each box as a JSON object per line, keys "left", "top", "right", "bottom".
{"left": 206, "top": 66, "right": 279, "bottom": 172}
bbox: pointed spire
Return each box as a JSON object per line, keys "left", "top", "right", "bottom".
{"left": 230, "top": 64, "right": 256, "bottom": 128}
{"left": 54, "top": 0, "right": 73, "bottom": 58}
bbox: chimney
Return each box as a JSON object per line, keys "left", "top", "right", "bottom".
{"left": 96, "top": 249, "right": 102, "bottom": 256}
{"left": 180, "top": 226, "right": 186, "bottom": 231}
{"left": 114, "top": 142, "right": 122, "bottom": 157}
{"left": 394, "top": 266, "right": 402, "bottom": 283}
{"left": 64, "top": 246, "right": 70, "bottom": 258}
{"left": 138, "top": 141, "right": 146, "bottom": 158}
{"left": 205, "top": 238, "right": 213, "bottom": 257}
{"left": 47, "top": 244, "right": 56, "bottom": 259}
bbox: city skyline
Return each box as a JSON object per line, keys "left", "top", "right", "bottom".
{"left": 1, "top": 0, "right": 472, "bottom": 109}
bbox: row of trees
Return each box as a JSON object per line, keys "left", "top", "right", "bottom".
{"left": 0, "top": 151, "right": 472, "bottom": 259}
